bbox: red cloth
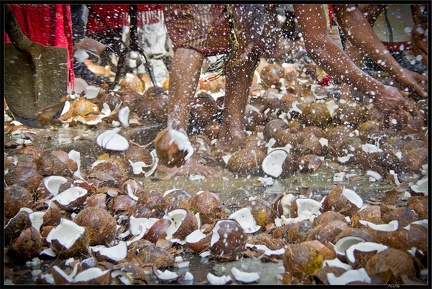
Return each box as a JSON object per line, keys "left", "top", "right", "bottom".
{"left": 86, "top": 4, "right": 163, "bottom": 33}
{"left": 4, "top": 4, "right": 75, "bottom": 87}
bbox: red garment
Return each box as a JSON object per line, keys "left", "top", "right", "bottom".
{"left": 4, "top": 4, "right": 75, "bottom": 87}
{"left": 86, "top": 4, "right": 163, "bottom": 33}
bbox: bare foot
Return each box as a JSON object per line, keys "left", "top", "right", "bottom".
{"left": 215, "top": 129, "right": 247, "bottom": 153}
{"left": 156, "top": 152, "right": 222, "bottom": 178}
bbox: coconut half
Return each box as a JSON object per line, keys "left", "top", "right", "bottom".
{"left": 334, "top": 236, "right": 365, "bottom": 262}
{"left": 73, "top": 267, "right": 111, "bottom": 284}
{"left": 262, "top": 149, "right": 288, "bottom": 178}
{"left": 228, "top": 207, "right": 261, "bottom": 233}
{"left": 96, "top": 128, "right": 129, "bottom": 151}
{"left": 46, "top": 219, "right": 88, "bottom": 257}
{"left": 164, "top": 208, "right": 198, "bottom": 243}
{"left": 185, "top": 229, "right": 211, "bottom": 253}
{"left": 345, "top": 242, "right": 388, "bottom": 268}
{"left": 43, "top": 176, "right": 68, "bottom": 196}
{"left": 47, "top": 186, "right": 87, "bottom": 210}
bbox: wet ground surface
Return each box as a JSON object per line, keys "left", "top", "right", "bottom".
{"left": 4, "top": 123, "right": 399, "bottom": 285}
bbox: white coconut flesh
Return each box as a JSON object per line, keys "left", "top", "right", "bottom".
{"left": 361, "top": 144, "right": 382, "bottom": 153}
{"left": 129, "top": 217, "right": 158, "bottom": 236}
{"left": 184, "top": 271, "right": 194, "bottom": 281}
{"left": 73, "top": 268, "right": 110, "bottom": 283}
{"left": 345, "top": 242, "right": 388, "bottom": 265}
{"left": 207, "top": 272, "right": 232, "bottom": 285}
{"left": 48, "top": 186, "right": 87, "bottom": 207}
{"left": 46, "top": 219, "right": 86, "bottom": 249}
{"left": 323, "top": 258, "right": 353, "bottom": 270}
{"left": 359, "top": 220, "right": 399, "bottom": 232}
{"left": 96, "top": 128, "right": 129, "bottom": 151}
{"left": 29, "top": 211, "right": 45, "bottom": 233}
{"left": 279, "top": 193, "right": 296, "bottom": 218}
{"left": 168, "top": 128, "right": 194, "bottom": 161}
{"left": 125, "top": 184, "right": 139, "bottom": 201}
{"left": 210, "top": 221, "right": 222, "bottom": 247}
{"left": 228, "top": 207, "right": 261, "bottom": 233}
{"left": 262, "top": 149, "right": 288, "bottom": 178}
{"left": 334, "top": 236, "right": 365, "bottom": 256}
{"left": 295, "top": 198, "right": 322, "bottom": 218}
{"left": 327, "top": 268, "right": 371, "bottom": 285}
{"left": 164, "top": 209, "right": 191, "bottom": 241}
{"left": 51, "top": 265, "right": 73, "bottom": 283}
{"left": 118, "top": 106, "right": 130, "bottom": 127}
{"left": 341, "top": 187, "right": 363, "bottom": 208}
{"left": 154, "top": 269, "right": 179, "bottom": 281}
{"left": 43, "top": 176, "right": 68, "bottom": 196}
{"left": 337, "top": 154, "right": 354, "bottom": 163}
{"left": 231, "top": 267, "right": 260, "bottom": 283}
{"left": 366, "top": 170, "right": 382, "bottom": 181}
{"left": 90, "top": 241, "right": 127, "bottom": 262}
{"left": 185, "top": 229, "right": 207, "bottom": 244}
{"left": 84, "top": 85, "right": 101, "bottom": 99}
{"left": 404, "top": 219, "right": 428, "bottom": 230}
{"left": 68, "top": 150, "right": 82, "bottom": 179}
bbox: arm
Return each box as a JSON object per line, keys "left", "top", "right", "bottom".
{"left": 410, "top": 4, "right": 428, "bottom": 62}
{"left": 293, "top": 4, "right": 412, "bottom": 118}
{"left": 333, "top": 4, "right": 427, "bottom": 98}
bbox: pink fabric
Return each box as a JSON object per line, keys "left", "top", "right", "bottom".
{"left": 4, "top": 4, "right": 75, "bottom": 87}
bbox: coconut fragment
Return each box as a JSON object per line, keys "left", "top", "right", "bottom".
{"left": 96, "top": 128, "right": 129, "bottom": 151}
{"left": 341, "top": 187, "right": 363, "bottom": 209}
{"left": 118, "top": 106, "right": 130, "bottom": 127}
{"left": 262, "top": 149, "right": 288, "bottom": 178}
{"left": 90, "top": 241, "right": 127, "bottom": 262}
{"left": 323, "top": 258, "right": 353, "bottom": 270}
{"left": 43, "top": 176, "right": 68, "bottom": 196}
{"left": 168, "top": 128, "right": 194, "bottom": 161}
{"left": 327, "top": 268, "right": 371, "bottom": 285}
{"left": 359, "top": 220, "right": 398, "bottom": 231}
{"left": 231, "top": 267, "right": 260, "bottom": 283}
{"left": 345, "top": 242, "right": 388, "bottom": 266}
{"left": 228, "top": 207, "right": 261, "bottom": 233}
{"left": 207, "top": 272, "right": 232, "bottom": 285}
{"left": 46, "top": 219, "right": 86, "bottom": 250}
{"left": 154, "top": 269, "right": 179, "bottom": 281}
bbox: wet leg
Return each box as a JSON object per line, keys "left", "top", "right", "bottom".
{"left": 217, "top": 49, "right": 259, "bottom": 151}
{"left": 167, "top": 47, "right": 205, "bottom": 133}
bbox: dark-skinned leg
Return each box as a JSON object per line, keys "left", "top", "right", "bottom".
{"left": 217, "top": 48, "right": 259, "bottom": 151}
{"left": 167, "top": 47, "right": 205, "bottom": 133}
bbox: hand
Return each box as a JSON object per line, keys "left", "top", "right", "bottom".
{"left": 392, "top": 68, "right": 428, "bottom": 99}
{"left": 372, "top": 85, "right": 416, "bottom": 127}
